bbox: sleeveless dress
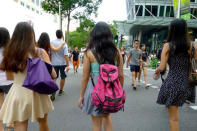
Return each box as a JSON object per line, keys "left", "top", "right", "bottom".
{"left": 0, "top": 68, "right": 54, "bottom": 123}
{"left": 157, "top": 43, "right": 195, "bottom": 107}
{"left": 82, "top": 62, "right": 100, "bottom": 116}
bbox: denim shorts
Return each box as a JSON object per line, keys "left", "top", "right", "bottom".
{"left": 53, "top": 65, "right": 67, "bottom": 79}
{"left": 130, "top": 65, "right": 140, "bottom": 72}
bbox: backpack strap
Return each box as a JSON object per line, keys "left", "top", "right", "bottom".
{"left": 36, "top": 48, "right": 43, "bottom": 59}
{"left": 191, "top": 43, "right": 195, "bottom": 59}
{"left": 39, "top": 48, "right": 43, "bottom": 59}
{"left": 91, "top": 49, "right": 101, "bottom": 64}
{"left": 168, "top": 42, "right": 174, "bottom": 56}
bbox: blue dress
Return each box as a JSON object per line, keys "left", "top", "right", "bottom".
{"left": 82, "top": 62, "right": 100, "bottom": 116}
{"left": 157, "top": 43, "right": 195, "bottom": 107}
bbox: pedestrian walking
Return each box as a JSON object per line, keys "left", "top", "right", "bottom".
{"left": 78, "top": 22, "right": 124, "bottom": 131}
{"left": 0, "top": 27, "right": 13, "bottom": 131}
{"left": 71, "top": 46, "right": 80, "bottom": 73}
{"left": 155, "top": 19, "right": 196, "bottom": 131}
{"left": 0, "top": 22, "right": 55, "bottom": 131}
{"left": 120, "top": 46, "right": 126, "bottom": 64}
{"left": 156, "top": 40, "right": 169, "bottom": 83}
{"left": 126, "top": 40, "right": 142, "bottom": 90}
{"left": 50, "top": 30, "right": 69, "bottom": 100}
{"left": 138, "top": 44, "right": 149, "bottom": 88}
{"left": 37, "top": 32, "right": 66, "bottom": 59}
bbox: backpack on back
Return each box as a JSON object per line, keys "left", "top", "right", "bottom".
{"left": 91, "top": 49, "right": 126, "bottom": 114}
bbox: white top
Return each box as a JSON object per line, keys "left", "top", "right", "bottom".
{"left": 0, "top": 48, "right": 13, "bottom": 86}
{"left": 51, "top": 39, "right": 69, "bottom": 66}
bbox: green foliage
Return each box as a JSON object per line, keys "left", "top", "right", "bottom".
{"left": 148, "top": 58, "right": 159, "bottom": 68}
{"left": 109, "top": 21, "right": 118, "bottom": 37}
{"left": 76, "top": 17, "right": 95, "bottom": 32}
{"left": 42, "top": 0, "right": 102, "bottom": 43}
{"left": 42, "top": 0, "right": 102, "bottom": 18}
{"left": 68, "top": 18, "right": 95, "bottom": 49}
{"left": 68, "top": 31, "right": 86, "bottom": 49}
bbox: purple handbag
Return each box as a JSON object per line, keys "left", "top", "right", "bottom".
{"left": 23, "top": 58, "right": 58, "bottom": 94}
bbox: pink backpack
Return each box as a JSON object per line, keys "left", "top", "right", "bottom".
{"left": 91, "top": 50, "right": 126, "bottom": 114}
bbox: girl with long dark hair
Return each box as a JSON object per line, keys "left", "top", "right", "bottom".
{"left": 37, "top": 32, "right": 65, "bottom": 59}
{"left": 78, "top": 22, "right": 124, "bottom": 131}
{"left": 0, "top": 27, "right": 13, "bottom": 131}
{"left": 0, "top": 22, "right": 56, "bottom": 131}
{"left": 138, "top": 44, "right": 149, "bottom": 88}
{"left": 155, "top": 19, "right": 196, "bottom": 131}
{"left": 120, "top": 46, "right": 126, "bottom": 64}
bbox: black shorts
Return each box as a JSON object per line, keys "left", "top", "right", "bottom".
{"left": 53, "top": 65, "right": 67, "bottom": 79}
{"left": 130, "top": 65, "right": 140, "bottom": 72}
{"left": 0, "top": 84, "right": 13, "bottom": 94}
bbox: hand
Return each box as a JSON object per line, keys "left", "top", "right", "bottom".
{"left": 155, "top": 68, "right": 160, "bottom": 75}
{"left": 62, "top": 42, "right": 66, "bottom": 45}
{"left": 66, "top": 66, "right": 70, "bottom": 72}
{"left": 78, "top": 96, "right": 84, "bottom": 109}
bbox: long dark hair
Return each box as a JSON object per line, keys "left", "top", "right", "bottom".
{"left": 167, "top": 19, "right": 190, "bottom": 55}
{"left": 0, "top": 27, "right": 10, "bottom": 48}
{"left": 38, "top": 32, "right": 50, "bottom": 52}
{"left": 87, "top": 22, "right": 118, "bottom": 64}
{"left": 1, "top": 22, "right": 37, "bottom": 72}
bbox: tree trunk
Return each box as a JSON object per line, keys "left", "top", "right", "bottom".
{"left": 66, "top": 11, "right": 71, "bottom": 44}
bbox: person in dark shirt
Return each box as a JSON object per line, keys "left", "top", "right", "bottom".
{"left": 138, "top": 44, "right": 149, "bottom": 88}
{"left": 72, "top": 46, "right": 80, "bottom": 73}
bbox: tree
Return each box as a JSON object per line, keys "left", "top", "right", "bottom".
{"left": 68, "top": 18, "right": 95, "bottom": 49}
{"left": 42, "top": 0, "right": 102, "bottom": 44}
{"left": 109, "top": 21, "right": 118, "bottom": 38}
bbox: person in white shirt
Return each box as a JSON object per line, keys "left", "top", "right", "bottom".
{"left": 0, "top": 27, "right": 13, "bottom": 131}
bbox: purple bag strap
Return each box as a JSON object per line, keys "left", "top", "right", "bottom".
{"left": 36, "top": 48, "right": 43, "bottom": 59}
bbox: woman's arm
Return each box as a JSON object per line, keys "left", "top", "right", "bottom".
{"left": 41, "top": 49, "right": 57, "bottom": 79}
{"left": 117, "top": 51, "right": 124, "bottom": 87}
{"left": 80, "top": 51, "right": 91, "bottom": 98}
{"left": 155, "top": 43, "right": 170, "bottom": 74}
{"left": 6, "top": 71, "right": 14, "bottom": 80}
{"left": 50, "top": 42, "right": 65, "bottom": 51}
{"left": 194, "top": 44, "right": 197, "bottom": 59}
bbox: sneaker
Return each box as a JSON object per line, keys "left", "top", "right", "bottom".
{"left": 59, "top": 90, "right": 65, "bottom": 96}
{"left": 133, "top": 87, "right": 137, "bottom": 90}
{"left": 145, "top": 85, "right": 149, "bottom": 89}
{"left": 50, "top": 94, "right": 55, "bottom": 101}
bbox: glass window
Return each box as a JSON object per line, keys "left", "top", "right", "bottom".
{"left": 191, "top": 0, "right": 195, "bottom": 2}
{"left": 152, "top": 6, "right": 158, "bottom": 16}
{"left": 159, "top": 6, "right": 164, "bottom": 17}
{"left": 40, "top": 1, "right": 42, "bottom": 7}
{"left": 36, "top": 10, "right": 39, "bottom": 14}
{"left": 166, "top": 6, "right": 171, "bottom": 17}
{"left": 32, "top": 8, "right": 35, "bottom": 11}
{"left": 26, "top": 5, "right": 30, "bottom": 9}
{"left": 145, "top": 5, "right": 151, "bottom": 16}
{"left": 135, "top": 5, "right": 143, "bottom": 16}
{"left": 36, "top": 0, "right": 39, "bottom": 6}
{"left": 32, "top": 0, "right": 35, "bottom": 3}
{"left": 20, "top": 1, "right": 24, "bottom": 6}
{"left": 170, "top": 6, "right": 174, "bottom": 17}
{"left": 166, "top": 6, "right": 174, "bottom": 17}
{"left": 191, "top": 8, "right": 197, "bottom": 18}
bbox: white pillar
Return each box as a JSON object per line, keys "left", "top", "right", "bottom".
{"left": 177, "top": 0, "right": 181, "bottom": 18}
{"left": 59, "top": 2, "right": 62, "bottom": 30}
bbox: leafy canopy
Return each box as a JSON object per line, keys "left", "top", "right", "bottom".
{"left": 42, "top": 0, "right": 103, "bottom": 18}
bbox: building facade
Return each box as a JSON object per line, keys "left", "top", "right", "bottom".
{"left": 0, "top": 0, "right": 63, "bottom": 40}
{"left": 118, "top": 0, "right": 197, "bottom": 53}
{"left": 14, "top": 0, "right": 43, "bottom": 15}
